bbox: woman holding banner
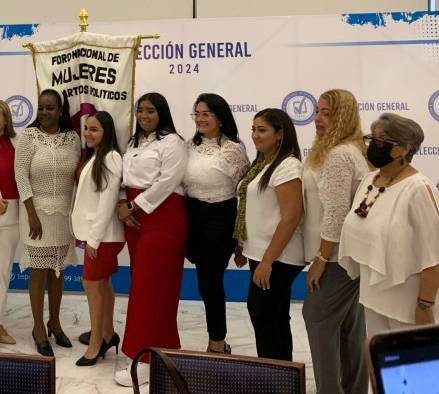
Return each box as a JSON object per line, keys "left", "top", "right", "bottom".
{"left": 183, "top": 93, "right": 249, "bottom": 354}
{"left": 302, "top": 89, "right": 369, "bottom": 394}
{"left": 72, "top": 111, "right": 124, "bottom": 366}
{"left": 15, "top": 89, "right": 80, "bottom": 357}
{"left": 0, "top": 100, "right": 20, "bottom": 345}
{"left": 115, "top": 92, "right": 188, "bottom": 386}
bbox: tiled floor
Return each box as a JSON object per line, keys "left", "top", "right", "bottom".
{"left": 0, "top": 293, "right": 316, "bottom": 393}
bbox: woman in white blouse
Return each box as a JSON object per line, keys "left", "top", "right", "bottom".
{"left": 183, "top": 93, "right": 249, "bottom": 354}
{"left": 302, "top": 89, "right": 369, "bottom": 394}
{"left": 339, "top": 113, "right": 439, "bottom": 334}
{"left": 72, "top": 111, "right": 124, "bottom": 366}
{"left": 114, "top": 92, "right": 188, "bottom": 387}
{"left": 234, "top": 108, "right": 304, "bottom": 361}
{"left": 15, "top": 89, "right": 80, "bottom": 356}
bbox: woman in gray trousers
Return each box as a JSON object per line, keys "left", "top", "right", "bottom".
{"left": 302, "top": 89, "right": 369, "bottom": 394}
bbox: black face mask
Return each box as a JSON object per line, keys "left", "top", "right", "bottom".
{"left": 366, "top": 139, "right": 395, "bottom": 168}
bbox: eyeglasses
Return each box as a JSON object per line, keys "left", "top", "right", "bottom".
{"left": 189, "top": 111, "right": 215, "bottom": 120}
{"left": 363, "top": 134, "right": 399, "bottom": 148}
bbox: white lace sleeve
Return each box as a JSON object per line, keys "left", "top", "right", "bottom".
{"left": 221, "top": 141, "right": 250, "bottom": 188}
{"left": 15, "top": 129, "right": 36, "bottom": 202}
{"left": 319, "top": 146, "right": 355, "bottom": 242}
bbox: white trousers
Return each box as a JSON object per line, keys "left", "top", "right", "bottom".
{"left": 0, "top": 199, "right": 20, "bottom": 325}
{"left": 365, "top": 307, "right": 414, "bottom": 336}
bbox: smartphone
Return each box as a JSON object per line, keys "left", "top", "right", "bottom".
{"left": 367, "top": 325, "right": 439, "bottom": 394}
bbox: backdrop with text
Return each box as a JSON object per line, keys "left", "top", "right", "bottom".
{"left": 1, "top": 11, "right": 438, "bottom": 300}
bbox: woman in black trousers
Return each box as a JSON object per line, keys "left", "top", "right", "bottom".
{"left": 183, "top": 93, "right": 249, "bottom": 353}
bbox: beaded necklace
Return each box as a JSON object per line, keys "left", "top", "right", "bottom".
{"left": 354, "top": 166, "right": 408, "bottom": 218}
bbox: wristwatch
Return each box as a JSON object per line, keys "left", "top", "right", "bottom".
{"left": 127, "top": 201, "right": 135, "bottom": 212}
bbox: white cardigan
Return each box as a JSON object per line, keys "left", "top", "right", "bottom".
{"left": 71, "top": 150, "right": 124, "bottom": 249}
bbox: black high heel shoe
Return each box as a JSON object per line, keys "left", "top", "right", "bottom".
{"left": 78, "top": 330, "right": 91, "bottom": 345}
{"left": 32, "top": 330, "right": 54, "bottom": 357}
{"left": 100, "top": 332, "right": 120, "bottom": 358}
{"left": 47, "top": 321, "right": 72, "bottom": 348}
{"left": 75, "top": 341, "right": 106, "bottom": 367}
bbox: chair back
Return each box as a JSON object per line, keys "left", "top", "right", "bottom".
{"left": 0, "top": 352, "right": 55, "bottom": 394}
{"left": 131, "top": 348, "right": 305, "bottom": 394}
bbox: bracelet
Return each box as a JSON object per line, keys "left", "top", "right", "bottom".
{"left": 417, "top": 297, "right": 435, "bottom": 305}
{"left": 417, "top": 300, "right": 435, "bottom": 311}
{"left": 315, "top": 252, "right": 329, "bottom": 263}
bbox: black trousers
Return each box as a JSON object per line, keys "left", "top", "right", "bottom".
{"left": 247, "top": 259, "right": 303, "bottom": 361}
{"left": 186, "top": 197, "right": 237, "bottom": 341}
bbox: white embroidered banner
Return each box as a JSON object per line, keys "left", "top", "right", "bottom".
{"left": 27, "top": 32, "right": 141, "bottom": 151}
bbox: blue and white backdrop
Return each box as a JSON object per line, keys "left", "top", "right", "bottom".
{"left": 1, "top": 11, "right": 439, "bottom": 300}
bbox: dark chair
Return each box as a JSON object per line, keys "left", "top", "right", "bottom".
{"left": 0, "top": 352, "right": 55, "bottom": 394}
{"left": 131, "top": 348, "right": 305, "bottom": 394}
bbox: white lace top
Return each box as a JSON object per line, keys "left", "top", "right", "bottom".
{"left": 183, "top": 136, "right": 250, "bottom": 202}
{"left": 303, "top": 143, "right": 369, "bottom": 262}
{"left": 339, "top": 172, "right": 439, "bottom": 323}
{"left": 15, "top": 127, "right": 81, "bottom": 275}
{"left": 15, "top": 127, "right": 81, "bottom": 215}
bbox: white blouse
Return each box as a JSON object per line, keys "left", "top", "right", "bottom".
{"left": 303, "top": 143, "right": 369, "bottom": 262}
{"left": 183, "top": 136, "right": 250, "bottom": 202}
{"left": 339, "top": 171, "right": 439, "bottom": 323}
{"left": 242, "top": 156, "right": 304, "bottom": 266}
{"left": 122, "top": 132, "right": 187, "bottom": 214}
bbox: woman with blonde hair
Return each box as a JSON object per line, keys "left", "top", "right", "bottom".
{"left": 0, "top": 100, "right": 20, "bottom": 344}
{"left": 302, "top": 89, "right": 369, "bottom": 394}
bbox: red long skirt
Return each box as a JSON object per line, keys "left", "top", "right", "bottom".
{"left": 121, "top": 189, "right": 188, "bottom": 362}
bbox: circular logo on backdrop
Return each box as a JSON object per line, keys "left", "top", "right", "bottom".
{"left": 281, "top": 91, "right": 317, "bottom": 126}
{"left": 428, "top": 91, "right": 439, "bottom": 122}
{"left": 5, "top": 95, "right": 33, "bottom": 127}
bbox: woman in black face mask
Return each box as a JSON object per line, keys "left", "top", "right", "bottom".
{"left": 339, "top": 113, "right": 439, "bottom": 336}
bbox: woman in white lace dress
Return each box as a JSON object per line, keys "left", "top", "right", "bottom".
{"left": 183, "top": 93, "right": 249, "bottom": 354}
{"left": 15, "top": 89, "right": 80, "bottom": 356}
{"left": 301, "top": 89, "right": 369, "bottom": 394}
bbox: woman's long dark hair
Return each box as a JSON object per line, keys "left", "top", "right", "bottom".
{"left": 192, "top": 93, "right": 239, "bottom": 146}
{"left": 29, "top": 89, "right": 72, "bottom": 131}
{"left": 84, "top": 111, "right": 121, "bottom": 192}
{"left": 131, "top": 92, "right": 182, "bottom": 147}
{"left": 252, "top": 108, "right": 302, "bottom": 191}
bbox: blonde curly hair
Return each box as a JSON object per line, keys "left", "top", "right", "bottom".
{"left": 306, "top": 89, "right": 365, "bottom": 169}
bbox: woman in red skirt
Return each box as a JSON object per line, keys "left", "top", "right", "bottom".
{"left": 72, "top": 111, "right": 125, "bottom": 366}
{"left": 115, "top": 93, "right": 188, "bottom": 387}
